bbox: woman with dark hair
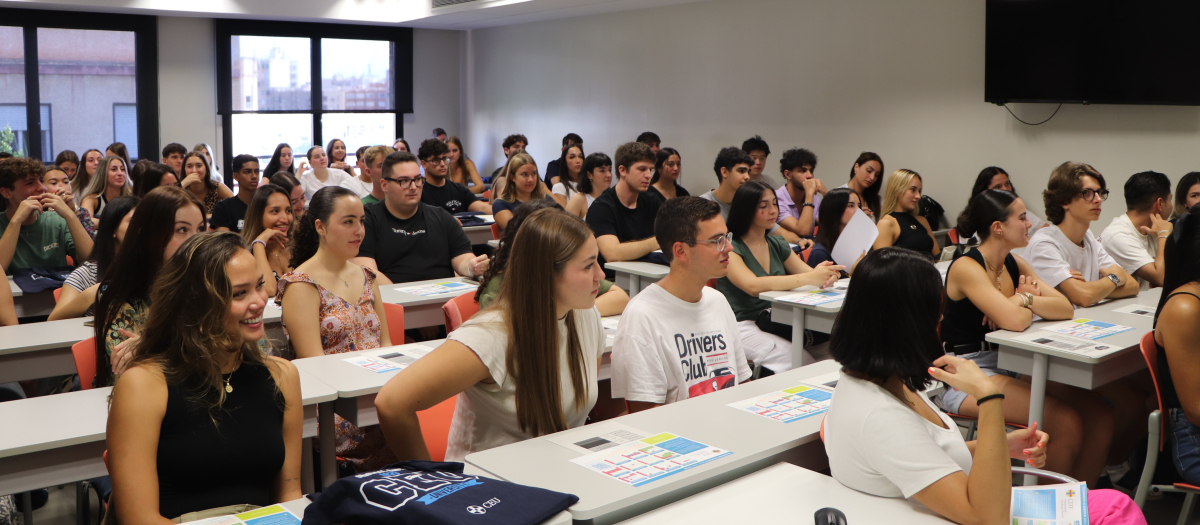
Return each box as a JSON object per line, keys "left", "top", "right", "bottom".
{"left": 1154, "top": 204, "right": 1200, "bottom": 485}
{"left": 181, "top": 151, "right": 233, "bottom": 217}
{"left": 106, "top": 232, "right": 303, "bottom": 523}
{"left": 243, "top": 184, "right": 294, "bottom": 298}
{"left": 647, "top": 147, "right": 689, "bottom": 201}
{"left": 837, "top": 152, "right": 883, "bottom": 220}
{"left": 73, "top": 149, "right": 104, "bottom": 195}
{"left": 263, "top": 143, "right": 295, "bottom": 179}
{"left": 42, "top": 164, "right": 96, "bottom": 239}
{"left": 326, "top": 138, "right": 352, "bottom": 174}
{"left": 375, "top": 209, "right": 606, "bottom": 461}
{"left": 270, "top": 172, "right": 306, "bottom": 222}
{"left": 192, "top": 143, "right": 222, "bottom": 183}
{"left": 805, "top": 188, "right": 862, "bottom": 272}
{"left": 278, "top": 186, "right": 393, "bottom": 472}
{"left": 447, "top": 136, "right": 483, "bottom": 192}
{"left": 477, "top": 200, "right": 628, "bottom": 315}
{"left": 954, "top": 166, "right": 1046, "bottom": 244}
{"left": 298, "top": 146, "right": 352, "bottom": 202}
{"left": 133, "top": 163, "right": 179, "bottom": 197}
{"left": 50, "top": 195, "right": 138, "bottom": 320}
{"left": 565, "top": 153, "right": 612, "bottom": 219}
{"left": 80, "top": 156, "right": 133, "bottom": 221}
{"left": 826, "top": 247, "right": 1145, "bottom": 525}
{"left": 550, "top": 143, "right": 584, "bottom": 207}
{"left": 104, "top": 142, "right": 133, "bottom": 176}
{"left": 716, "top": 181, "right": 843, "bottom": 371}
{"left": 96, "top": 186, "right": 206, "bottom": 387}
{"left": 392, "top": 138, "right": 410, "bottom": 153}
{"left": 1171, "top": 171, "right": 1200, "bottom": 220}
{"left": 55, "top": 150, "right": 79, "bottom": 180}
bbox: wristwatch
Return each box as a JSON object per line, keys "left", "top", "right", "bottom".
{"left": 1106, "top": 273, "right": 1122, "bottom": 287}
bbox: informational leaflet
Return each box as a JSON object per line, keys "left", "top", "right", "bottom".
{"left": 727, "top": 383, "right": 833, "bottom": 423}
{"left": 1010, "top": 331, "right": 1117, "bottom": 357}
{"left": 395, "top": 281, "right": 477, "bottom": 297}
{"left": 571, "top": 433, "right": 732, "bottom": 487}
{"left": 775, "top": 289, "right": 844, "bottom": 306}
{"left": 831, "top": 208, "right": 878, "bottom": 267}
{"left": 1010, "top": 482, "right": 1087, "bottom": 525}
{"left": 342, "top": 345, "right": 434, "bottom": 373}
{"left": 546, "top": 422, "right": 650, "bottom": 454}
{"left": 185, "top": 505, "right": 302, "bottom": 525}
{"left": 1042, "top": 318, "right": 1134, "bottom": 340}
{"left": 1112, "top": 304, "right": 1157, "bottom": 318}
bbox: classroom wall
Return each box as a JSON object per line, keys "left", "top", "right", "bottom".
{"left": 465, "top": 0, "right": 1200, "bottom": 229}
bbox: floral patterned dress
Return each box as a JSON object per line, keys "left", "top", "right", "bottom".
{"left": 276, "top": 266, "right": 395, "bottom": 472}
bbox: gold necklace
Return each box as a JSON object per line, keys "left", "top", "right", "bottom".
{"left": 982, "top": 255, "right": 1003, "bottom": 291}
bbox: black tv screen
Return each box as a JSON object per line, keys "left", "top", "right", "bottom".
{"left": 986, "top": 1, "right": 1200, "bottom": 105}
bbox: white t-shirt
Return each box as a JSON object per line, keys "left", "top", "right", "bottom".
{"left": 339, "top": 175, "right": 374, "bottom": 199}
{"left": 552, "top": 182, "right": 579, "bottom": 200}
{"left": 445, "top": 307, "right": 605, "bottom": 461}
{"left": 825, "top": 371, "right": 973, "bottom": 499}
{"left": 1100, "top": 213, "right": 1157, "bottom": 291}
{"left": 299, "top": 168, "right": 352, "bottom": 202}
{"left": 611, "top": 284, "right": 752, "bottom": 404}
{"left": 1026, "top": 224, "right": 1118, "bottom": 289}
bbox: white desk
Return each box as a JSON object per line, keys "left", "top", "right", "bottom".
{"left": 760, "top": 281, "right": 847, "bottom": 368}
{"left": 618, "top": 462, "right": 948, "bottom": 524}
{"left": 465, "top": 360, "right": 841, "bottom": 525}
{"left": 0, "top": 317, "right": 94, "bottom": 383}
{"left": 464, "top": 223, "right": 496, "bottom": 245}
{"left": 487, "top": 239, "right": 499, "bottom": 249}
{"left": 0, "top": 369, "right": 339, "bottom": 496}
{"left": 9, "top": 277, "right": 56, "bottom": 318}
{"left": 604, "top": 261, "right": 668, "bottom": 298}
{"left": 379, "top": 278, "right": 480, "bottom": 329}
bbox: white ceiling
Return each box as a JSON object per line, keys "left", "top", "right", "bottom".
{"left": 0, "top": 0, "right": 712, "bottom": 29}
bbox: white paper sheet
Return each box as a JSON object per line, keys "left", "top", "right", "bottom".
{"left": 1010, "top": 482, "right": 1087, "bottom": 524}
{"left": 1112, "top": 304, "right": 1157, "bottom": 318}
{"left": 830, "top": 208, "right": 878, "bottom": 266}
{"left": 1010, "top": 331, "right": 1120, "bottom": 356}
{"left": 727, "top": 383, "right": 833, "bottom": 423}
{"left": 546, "top": 422, "right": 650, "bottom": 454}
{"left": 570, "top": 432, "right": 732, "bottom": 487}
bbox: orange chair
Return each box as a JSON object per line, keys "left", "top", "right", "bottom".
{"left": 442, "top": 291, "right": 481, "bottom": 333}
{"left": 948, "top": 228, "right": 960, "bottom": 245}
{"left": 490, "top": 223, "right": 501, "bottom": 240}
{"left": 801, "top": 246, "right": 813, "bottom": 262}
{"left": 382, "top": 303, "right": 406, "bottom": 342}
{"left": 417, "top": 396, "right": 458, "bottom": 462}
{"left": 1133, "top": 331, "right": 1200, "bottom": 516}
{"left": 483, "top": 189, "right": 491, "bottom": 202}
{"left": 54, "top": 287, "right": 62, "bottom": 302}
{"left": 72, "top": 337, "right": 97, "bottom": 391}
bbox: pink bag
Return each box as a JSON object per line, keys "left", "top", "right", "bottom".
{"left": 1088, "top": 489, "right": 1147, "bottom": 525}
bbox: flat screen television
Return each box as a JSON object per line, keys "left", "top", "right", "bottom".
{"left": 986, "top": 0, "right": 1200, "bottom": 105}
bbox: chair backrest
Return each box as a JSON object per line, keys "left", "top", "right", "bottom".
{"left": 819, "top": 415, "right": 826, "bottom": 443}
{"left": 382, "top": 303, "right": 405, "bottom": 342}
{"left": 705, "top": 279, "right": 717, "bottom": 289}
{"left": 948, "top": 228, "right": 960, "bottom": 245}
{"left": 442, "top": 291, "right": 481, "bottom": 333}
{"left": 1139, "top": 331, "right": 1168, "bottom": 451}
{"left": 801, "top": 247, "right": 813, "bottom": 262}
{"left": 72, "top": 337, "right": 97, "bottom": 391}
{"left": 54, "top": 287, "right": 62, "bottom": 302}
{"left": 417, "top": 396, "right": 458, "bottom": 462}
{"left": 483, "top": 189, "right": 492, "bottom": 202}
{"left": 490, "top": 223, "right": 501, "bottom": 240}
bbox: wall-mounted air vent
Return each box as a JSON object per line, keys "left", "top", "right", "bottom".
{"left": 433, "top": 0, "right": 481, "bottom": 8}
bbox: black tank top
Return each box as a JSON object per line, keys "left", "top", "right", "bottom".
{"left": 156, "top": 363, "right": 285, "bottom": 519}
{"left": 940, "top": 248, "right": 1020, "bottom": 348}
{"left": 889, "top": 212, "right": 933, "bottom": 255}
{"left": 1154, "top": 292, "right": 1200, "bottom": 410}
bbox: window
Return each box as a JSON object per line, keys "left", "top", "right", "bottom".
{"left": 0, "top": 9, "right": 157, "bottom": 164}
{"left": 217, "top": 21, "right": 412, "bottom": 184}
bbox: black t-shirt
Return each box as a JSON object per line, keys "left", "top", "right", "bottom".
{"left": 359, "top": 201, "right": 473, "bottom": 284}
{"left": 420, "top": 180, "right": 479, "bottom": 215}
{"left": 585, "top": 187, "right": 662, "bottom": 276}
{"left": 544, "top": 159, "right": 561, "bottom": 185}
{"left": 209, "top": 196, "right": 249, "bottom": 233}
{"left": 646, "top": 183, "right": 691, "bottom": 203}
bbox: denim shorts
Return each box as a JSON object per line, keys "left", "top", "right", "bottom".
{"left": 933, "top": 350, "right": 1020, "bottom": 414}
{"left": 1169, "top": 408, "right": 1200, "bottom": 486}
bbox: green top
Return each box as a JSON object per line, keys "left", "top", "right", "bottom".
{"left": 362, "top": 194, "right": 381, "bottom": 205}
{"left": 0, "top": 210, "right": 77, "bottom": 272}
{"left": 717, "top": 234, "right": 792, "bottom": 322}
{"left": 479, "top": 273, "right": 614, "bottom": 309}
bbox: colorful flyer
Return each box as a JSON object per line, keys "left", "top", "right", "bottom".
{"left": 1010, "top": 331, "right": 1117, "bottom": 356}
{"left": 1112, "top": 304, "right": 1156, "bottom": 318}
{"left": 1010, "top": 482, "right": 1087, "bottom": 524}
{"left": 342, "top": 345, "right": 435, "bottom": 373}
{"left": 726, "top": 383, "right": 833, "bottom": 423}
{"left": 342, "top": 355, "right": 402, "bottom": 373}
{"left": 1042, "top": 318, "right": 1134, "bottom": 340}
{"left": 570, "top": 432, "right": 732, "bottom": 487}
{"left": 184, "top": 505, "right": 302, "bottom": 525}
{"left": 775, "top": 289, "right": 844, "bottom": 306}
{"left": 395, "top": 281, "right": 477, "bottom": 297}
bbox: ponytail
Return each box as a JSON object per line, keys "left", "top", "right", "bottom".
{"left": 289, "top": 186, "right": 356, "bottom": 267}
{"left": 958, "top": 189, "right": 1018, "bottom": 242}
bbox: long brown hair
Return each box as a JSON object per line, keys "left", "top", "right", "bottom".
{"left": 493, "top": 208, "right": 591, "bottom": 436}
{"left": 498, "top": 153, "right": 546, "bottom": 204}
{"left": 124, "top": 232, "right": 279, "bottom": 418}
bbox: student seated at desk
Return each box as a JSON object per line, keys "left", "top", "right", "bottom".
{"left": 1027, "top": 162, "right": 1140, "bottom": 307}
{"left": 107, "top": 233, "right": 304, "bottom": 523}
{"left": 0, "top": 157, "right": 95, "bottom": 272}
{"left": 951, "top": 167, "right": 1046, "bottom": 253}
{"left": 79, "top": 155, "right": 132, "bottom": 222}
{"left": 490, "top": 152, "right": 551, "bottom": 229}
{"left": 477, "top": 200, "right": 628, "bottom": 315}
{"left": 1171, "top": 171, "right": 1200, "bottom": 221}
{"left": 279, "top": 186, "right": 396, "bottom": 472}
{"left": 549, "top": 143, "right": 584, "bottom": 207}
{"left": 132, "top": 162, "right": 179, "bottom": 198}
{"left": 1101, "top": 171, "right": 1172, "bottom": 290}
{"left": 345, "top": 145, "right": 393, "bottom": 206}
{"left": 774, "top": 147, "right": 824, "bottom": 239}
{"left": 242, "top": 185, "right": 294, "bottom": 298}
{"left": 825, "top": 247, "right": 1145, "bottom": 525}
{"left": 717, "top": 181, "right": 843, "bottom": 371}
{"left": 263, "top": 143, "right": 295, "bottom": 181}
{"left": 298, "top": 146, "right": 352, "bottom": 202}
{"left": 50, "top": 195, "right": 138, "bottom": 320}
{"left": 1153, "top": 206, "right": 1200, "bottom": 486}
{"left": 837, "top": 152, "right": 884, "bottom": 221}
{"left": 180, "top": 151, "right": 233, "bottom": 218}
{"left": 646, "top": 147, "right": 689, "bottom": 202}
{"left": 447, "top": 136, "right": 484, "bottom": 193}
{"left": 43, "top": 164, "right": 96, "bottom": 239}
{"left": 873, "top": 169, "right": 940, "bottom": 259}
{"left": 419, "top": 138, "right": 489, "bottom": 215}
{"left": 565, "top": 152, "right": 612, "bottom": 219}
{"left": 209, "top": 154, "right": 261, "bottom": 233}
{"left": 586, "top": 142, "right": 663, "bottom": 274}
{"left": 700, "top": 147, "right": 792, "bottom": 242}
{"left": 487, "top": 134, "right": 527, "bottom": 197}
{"left": 352, "top": 151, "right": 489, "bottom": 285}
{"left": 938, "top": 189, "right": 1126, "bottom": 486}
{"left": 611, "top": 197, "right": 752, "bottom": 409}
{"left": 96, "top": 186, "right": 205, "bottom": 387}
{"left": 270, "top": 171, "right": 306, "bottom": 222}
{"left": 805, "top": 188, "right": 864, "bottom": 274}
{"left": 375, "top": 209, "right": 606, "bottom": 461}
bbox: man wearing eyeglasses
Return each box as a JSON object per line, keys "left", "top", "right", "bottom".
{"left": 210, "top": 154, "right": 260, "bottom": 233}
{"left": 417, "top": 139, "right": 489, "bottom": 215}
{"left": 611, "top": 196, "right": 753, "bottom": 411}
{"left": 352, "top": 151, "right": 488, "bottom": 286}
{"left": 1026, "top": 161, "right": 1139, "bottom": 307}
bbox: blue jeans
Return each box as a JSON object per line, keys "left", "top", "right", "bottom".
{"left": 1168, "top": 408, "right": 1200, "bottom": 485}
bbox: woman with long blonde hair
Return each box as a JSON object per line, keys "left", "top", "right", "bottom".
{"left": 375, "top": 208, "right": 606, "bottom": 461}
{"left": 80, "top": 155, "right": 133, "bottom": 220}
{"left": 491, "top": 152, "right": 548, "bottom": 229}
{"left": 873, "top": 169, "right": 940, "bottom": 258}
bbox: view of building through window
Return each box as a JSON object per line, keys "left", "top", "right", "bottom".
{"left": 39, "top": 28, "right": 138, "bottom": 161}
{"left": 0, "top": 26, "right": 26, "bottom": 157}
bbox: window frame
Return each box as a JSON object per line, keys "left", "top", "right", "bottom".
{"left": 0, "top": 7, "right": 159, "bottom": 164}
{"left": 216, "top": 20, "right": 413, "bottom": 187}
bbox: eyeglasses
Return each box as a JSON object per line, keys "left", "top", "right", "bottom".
{"left": 384, "top": 176, "right": 426, "bottom": 188}
{"left": 691, "top": 232, "right": 734, "bottom": 251}
{"left": 1079, "top": 188, "right": 1110, "bottom": 202}
{"left": 425, "top": 157, "right": 449, "bottom": 165}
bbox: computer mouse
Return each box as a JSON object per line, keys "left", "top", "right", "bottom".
{"left": 814, "top": 507, "right": 848, "bottom": 525}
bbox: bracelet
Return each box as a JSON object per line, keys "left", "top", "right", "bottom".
{"left": 1021, "top": 292, "right": 1034, "bottom": 309}
{"left": 801, "top": 202, "right": 815, "bottom": 208}
{"left": 1159, "top": 231, "right": 1172, "bottom": 238}
{"left": 250, "top": 239, "right": 267, "bottom": 250}
{"left": 465, "top": 262, "right": 475, "bottom": 278}
{"left": 976, "top": 393, "right": 1005, "bottom": 405}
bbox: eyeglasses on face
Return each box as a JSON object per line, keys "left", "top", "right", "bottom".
{"left": 1078, "top": 188, "right": 1110, "bottom": 202}
{"left": 425, "top": 157, "right": 449, "bottom": 165}
{"left": 385, "top": 176, "right": 426, "bottom": 188}
{"left": 690, "top": 232, "right": 734, "bottom": 251}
